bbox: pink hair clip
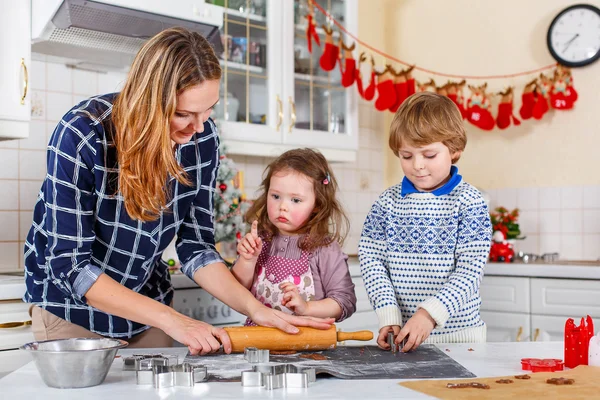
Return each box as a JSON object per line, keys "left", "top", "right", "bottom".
{"left": 323, "top": 173, "right": 330, "bottom": 185}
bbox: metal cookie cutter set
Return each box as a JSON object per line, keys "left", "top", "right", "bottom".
{"left": 244, "top": 347, "right": 270, "bottom": 363}
{"left": 122, "top": 354, "right": 208, "bottom": 388}
{"left": 242, "top": 364, "right": 317, "bottom": 390}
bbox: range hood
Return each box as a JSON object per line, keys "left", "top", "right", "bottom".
{"left": 31, "top": 0, "right": 224, "bottom": 70}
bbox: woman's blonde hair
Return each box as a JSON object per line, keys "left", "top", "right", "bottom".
{"left": 112, "top": 27, "right": 221, "bottom": 221}
{"left": 388, "top": 92, "right": 467, "bottom": 163}
{"left": 245, "top": 149, "right": 349, "bottom": 252}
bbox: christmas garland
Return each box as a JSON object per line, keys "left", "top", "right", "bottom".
{"left": 305, "top": 0, "right": 578, "bottom": 130}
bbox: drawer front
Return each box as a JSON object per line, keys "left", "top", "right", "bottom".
{"left": 481, "top": 276, "right": 530, "bottom": 313}
{"left": 0, "top": 301, "right": 34, "bottom": 350}
{"left": 481, "top": 310, "right": 531, "bottom": 342}
{"left": 0, "top": 349, "right": 32, "bottom": 379}
{"left": 337, "top": 311, "right": 379, "bottom": 346}
{"left": 530, "top": 314, "right": 571, "bottom": 342}
{"left": 530, "top": 278, "right": 600, "bottom": 317}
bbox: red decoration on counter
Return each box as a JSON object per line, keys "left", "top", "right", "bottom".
{"left": 521, "top": 358, "right": 564, "bottom": 372}
{"left": 564, "top": 316, "right": 594, "bottom": 369}
{"left": 488, "top": 230, "right": 514, "bottom": 263}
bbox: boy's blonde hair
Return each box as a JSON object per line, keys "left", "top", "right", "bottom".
{"left": 388, "top": 92, "right": 466, "bottom": 163}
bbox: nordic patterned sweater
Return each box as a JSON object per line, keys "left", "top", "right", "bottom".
{"left": 358, "top": 166, "right": 492, "bottom": 343}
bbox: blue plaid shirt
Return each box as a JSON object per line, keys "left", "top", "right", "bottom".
{"left": 23, "top": 93, "right": 224, "bottom": 338}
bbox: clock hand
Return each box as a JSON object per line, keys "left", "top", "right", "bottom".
{"left": 562, "top": 33, "right": 580, "bottom": 53}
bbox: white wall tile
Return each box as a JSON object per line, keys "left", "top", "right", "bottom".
{"left": 72, "top": 69, "right": 98, "bottom": 96}
{"left": 0, "top": 138, "right": 19, "bottom": 149}
{"left": 539, "top": 234, "right": 561, "bottom": 254}
{"left": 560, "top": 210, "right": 582, "bottom": 234}
{"left": 343, "top": 233, "right": 359, "bottom": 256}
{"left": 20, "top": 211, "right": 33, "bottom": 242}
{"left": 495, "top": 188, "right": 517, "bottom": 210}
{"left": 340, "top": 190, "right": 358, "bottom": 213}
{"left": 357, "top": 149, "right": 370, "bottom": 171}
{"left": 0, "top": 212, "right": 19, "bottom": 241}
{"left": 46, "top": 62, "right": 72, "bottom": 93}
{"left": 539, "top": 210, "right": 560, "bottom": 234}
{"left": 0, "top": 181, "right": 19, "bottom": 210}
{"left": 0, "top": 149, "right": 19, "bottom": 179}
{"left": 518, "top": 210, "right": 539, "bottom": 234}
{"left": 514, "top": 235, "right": 538, "bottom": 255}
{"left": 18, "top": 241, "right": 25, "bottom": 270}
{"left": 583, "top": 210, "right": 600, "bottom": 234}
{"left": 30, "top": 60, "right": 46, "bottom": 91}
{"left": 359, "top": 128, "right": 370, "bottom": 148}
{"left": 20, "top": 120, "right": 48, "bottom": 150}
{"left": 19, "top": 181, "right": 41, "bottom": 210}
{"left": 583, "top": 186, "right": 600, "bottom": 209}
{"left": 561, "top": 186, "right": 583, "bottom": 209}
{"left": 345, "top": 169, "right": 358, "bottom": 191}
{"left": 19, "top": 151, "right": 47, "bottom": 181}
{"left": 98, "top": 71, "right": 127, "bottom": 93}
{"left": 539, "top": 187, "right": 561, "bottom": 209}
{"left": 0, "top": 242, "right": 20, "bottom": 272}
{"left": 582, "top": 234, "right": 600, "bottom": 260}
{"left": 30, "top": 90, "right": 45, "bottom": 120}
{"left": 46, "top": 92, "right": 74, "bottom": 122}
{"left": 369, "top": 149, "right": 382, "bottom": 172}
{"left": 517, "top": 187, "right": 539, "bottom": 211}
{"left": 46, "top": 121, "right": 57, "bottom": 142}
{"left": 243, "top": 159, "right": 265, "bottom": 189}
{"left": 560, "top": 234, "right": 583, "bottom": 260}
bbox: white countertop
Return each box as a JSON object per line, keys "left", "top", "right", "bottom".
{"left": 0, "top": 342, "right": 564, "bottom": 399}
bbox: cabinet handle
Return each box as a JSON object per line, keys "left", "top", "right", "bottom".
{"left": 0, "top": 320, "right": 32, "bottom": 329}
{"left": 288, "top": 96, "right": 296, "bottom": 133}
{"left": 533, "top": 328, "right": 540, "bottom": 342}
{"left": 276, "top": 95, "right": 283, "bottom": 131}
{"left": 20, "top": 58, "right": 29, "bottom": 105}
{"left": 516, "top": 326, "right": 523, "bottom": 342}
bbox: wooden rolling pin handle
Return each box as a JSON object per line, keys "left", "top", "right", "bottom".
{"left": 337, "top": 330, "right": 373, "bottom": 342}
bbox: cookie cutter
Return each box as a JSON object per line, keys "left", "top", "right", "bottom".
{"left": 123, "top": 353, "right": 178, "bottom": 371}
{"left": 244, "top": 347, "right": 270, "bottom": 363}
{"left": 388, "top": 332, "right": 397, "bottom": 353}
{"left": 137, "top": 363, "right": 208, "bottom": 388}
{"left": 521, "top": 358, "right": 564, "bottom": 372}
{"left": 241, "top": 363, "right": 316, "bottom": 390}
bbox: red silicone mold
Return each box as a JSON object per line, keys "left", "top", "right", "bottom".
{"left": 521, "top": 358, "right": 564, "bottom": 372}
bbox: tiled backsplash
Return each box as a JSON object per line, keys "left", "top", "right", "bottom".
{"left": 0, "top": 57, "right": 386, "bottom": 272}
{"left": 487, "top": 186, "right": 600, "bottom": 260}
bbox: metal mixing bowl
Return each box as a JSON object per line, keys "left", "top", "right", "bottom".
{"left": 20, "top": 337, "right": 128, "bottom": 388}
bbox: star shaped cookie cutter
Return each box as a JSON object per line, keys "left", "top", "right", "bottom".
{"left": 241, "top": 363, "right": 317, "bottom": 389}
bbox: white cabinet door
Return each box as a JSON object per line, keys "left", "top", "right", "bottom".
{"left": 480, "top": 276, "right": 530, "bottom": 313}
{"left": 530, "top": 314, "right": 570, "bottom": 342}
{"left": 281, "top": 0, "right": 358, "bottom": 161}
{"left": 0, "top": 0, "right": 31, "bottom": 139}
{"left": 530, "top": 278, "right": 600, "bottom": 318}
{"left": 481, "top": 311, "right": 531, "bottom": 342}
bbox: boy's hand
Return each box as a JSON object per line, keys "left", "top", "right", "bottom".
{"left": 397, "top": 308, "right": 436, "bottom": 352}
{"left": 237, "top": 220, "right": 263, "bottom": 261}
{"left": 279, "top": 282, "right": 308, "bottom": 315}
{"left": 376, "top": 325, "right": 401, "bottom": 350}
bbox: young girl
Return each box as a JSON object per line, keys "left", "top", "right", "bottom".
{"left": 232, "top": 148, "right": 357, "bottom": 324}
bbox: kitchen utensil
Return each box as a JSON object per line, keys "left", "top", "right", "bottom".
{"left": 565, "top": 315, "right": 594, "bottom": 368}
{"left": 20, "top": 337, "right": 128, "bottom": 388}
{"left": 223, "top": 325, "right": 373, "bottom": 353}
{"left": 521, "top": 358, "right": 564, "bottom": 372}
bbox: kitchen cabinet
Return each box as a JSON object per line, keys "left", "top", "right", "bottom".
{"left": 0, "top": 0, "right": 31, "bottom": 139}
{"left": 213, "top": 0, "right": 358, "bottom": 162}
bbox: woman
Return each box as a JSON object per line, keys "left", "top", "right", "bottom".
{"left": 23, "top": 27, "right": 332, "bottom": 355}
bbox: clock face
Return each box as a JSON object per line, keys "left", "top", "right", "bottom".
{"left": 547, "top": 4, "right": 600, "bottom": 67}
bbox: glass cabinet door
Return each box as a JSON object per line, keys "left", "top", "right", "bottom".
{"left": 209, "top": 0, "right": 282, "bottom": 144}
{"left": 283, "top": 0, "right": 357, "bottom": 151}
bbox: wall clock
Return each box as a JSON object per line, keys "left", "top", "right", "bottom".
{"left": 547, "top": 3, "right": 600, "bottom": 67}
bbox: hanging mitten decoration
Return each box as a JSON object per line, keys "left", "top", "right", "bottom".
{"left": 446, "top": 80, "right": 467, "bottom": 119}
{"left": 319, "top": 25, "right": 339, "bottom": 71}
{"left": 532, "top": 73, "right": 551, "bottom": 120}
{"left": 560, "top": 65, "right": 578, "bottom": 103}
{"left": 466, "top": 83, "right": 495, "bottom": 130}
{"left": 388, "top": 66, "right": 408, "bottom": 113}
{"left": 355, "top": 52, "right": 376, "bottom": 101}
{"left": 339, "top": 40, "right": 356, "bottom": 87}
{"left": 495, "top": 87, "right": 521, "bottom": 129}
{"left": 519, "top": 78, "right": 537, "bottom": 120}
{"left": 550, "top": 65, "right": 576, "bottom": 110}
{"left": 416, "top": 78, "right": 436, "bottom": 93}
{"left": 375, "top": 65, "right": 397, "bottom": 111}
{"left": 305, "top": 0, "right": 320, "bottom": 53}
{"left": 405, "top": 66, "right": 416, "bottom": 97}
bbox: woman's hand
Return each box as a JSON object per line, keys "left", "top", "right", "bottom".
{"left": 237, "top": 221, "right": 262, "bottom": 261}
{"left": 249, "top": 306, "right": 334, "bottom": 334}
{"left": 279, "top": 282, "right": 308, "bottom": 315}
{"left": 376, "top": 325, "right": 401, "bottom": 350}
{"left": 397, "top": 308, "right": 436, "bottom": 352}
{"left": 163, "top": 310, "right": 232, "bottom": 355}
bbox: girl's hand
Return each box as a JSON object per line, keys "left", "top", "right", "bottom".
{"left": 237, "top": 220, "right": 262, "bottom": 261}
{"left": 376, "top": 325, "right": 401, "bottom": 350}
{"left": 279, "top": 282, "right": 308, "bottom": 315}
{"left": 397, "top": 309, "right": 436, "bottom": 352}
{"left": 249, "top": 306, "right": 334, "bottom": 333}
{"left": 163, "top": 310, "right": 232, "bottom": 355}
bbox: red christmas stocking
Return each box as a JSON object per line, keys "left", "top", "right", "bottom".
{"left": 496, "top": 102, "right": 512, "bottom": 129}
{"left": 319, "top": 26, "right": 339, "bottom": 71}
{"left": 305, "top": 14, "right": 320, "bottom": 53}
{"left": 550, "top": 92, "right": 573, "bottom": 110}
{"left": 532, "top": 96, "right": 549, "bottom": 120}
{"left": 512, "top": 113, "right": 521, "bottom": 126}
{"left": 363, "top": 71, "right": 376, "bottom": 101}
{"left": 406, "top": 78, "right": 416, "bottom": 96}
{"left": 519, "top": 92, "right": 535, "bottom": 120}
{"left": 339, "top": 41, "right": 356, "bottom": 87}
{"left": 375, "top": 68, "right": 397, "bottom": 111}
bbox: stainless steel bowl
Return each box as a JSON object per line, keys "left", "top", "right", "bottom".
{"left": 20, "top": 337, "right": 128, "bottom": 388}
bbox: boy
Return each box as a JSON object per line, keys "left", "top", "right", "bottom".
{"left": 359, "top": 92, "right": 492, "bottom": 352}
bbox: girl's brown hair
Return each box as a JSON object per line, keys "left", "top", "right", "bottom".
{"left": 388, "top": 92, "right": 467, "bottom": 163}
{"left": 112, "top": 27, "right": 221, "bottom": 221}
{"left": 245, "top": 148, "right": 349, "bottom": 252}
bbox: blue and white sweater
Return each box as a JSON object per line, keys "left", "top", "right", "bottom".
{"left": 358, "top": 167, "right": 492, "bottom": 343}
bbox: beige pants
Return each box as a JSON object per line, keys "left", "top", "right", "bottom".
{"left": 29, "top": 305, "right": 173, "bottom": 348}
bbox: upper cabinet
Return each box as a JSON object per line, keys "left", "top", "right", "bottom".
{"left": 213, "top": 0, "right": 358, "bottom": 162}
{"left": 0, "top": 0, "right": 31, "bottom": 140}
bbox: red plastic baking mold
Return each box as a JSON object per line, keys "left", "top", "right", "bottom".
{"left": 521, "top": 358, "right": 564, "bottom": 372}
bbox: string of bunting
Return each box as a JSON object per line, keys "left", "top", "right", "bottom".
{"left": 305, "top": 0, "right": 579, "bottom": 130}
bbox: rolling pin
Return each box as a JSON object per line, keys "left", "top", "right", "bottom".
{"left": 223, "top": 325, "right": 373, "bottom": 353}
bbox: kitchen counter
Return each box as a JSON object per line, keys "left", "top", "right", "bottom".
{"left": 0, "top": 341, "right": 564, "bottom": 399}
